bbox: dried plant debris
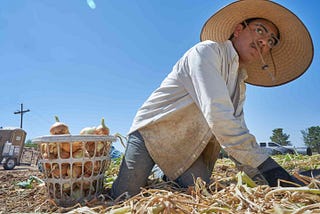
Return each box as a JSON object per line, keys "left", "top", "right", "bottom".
{"left": 1, "top": 154, "right": 320, "bottom": 213}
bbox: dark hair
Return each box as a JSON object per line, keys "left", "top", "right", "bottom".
{"left": 229, "top": 17, "right": 280, "bottom": 40}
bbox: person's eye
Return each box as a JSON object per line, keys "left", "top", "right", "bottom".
{"left": 256, "top": 27, "right": 264, "bottom": 35}
{"left": 272, "top": 36, "right": 279, "bottom": 46}
{"left": 268, "top": 39, "right": 275, "bottom": 47}
{"left": 269, "top": 36, "right": 279, "bottom": 48}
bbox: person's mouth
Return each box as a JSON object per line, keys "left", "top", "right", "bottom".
{"left": 250, "top": 42, "right": 258, "bottom": 51}
{"left": 250, "top": 42, "right": 264, "bottom": 56}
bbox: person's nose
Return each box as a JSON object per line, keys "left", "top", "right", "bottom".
{"left": 257, "top": 38, "right": 270, "bottom": 53}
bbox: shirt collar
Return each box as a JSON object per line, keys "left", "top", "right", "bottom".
{"left": 239, "top": 68, "right": 248, "bottom": 81}
{"left": 225, "top": 40, "right": 248, "bottom": 81}
{"left": 225, "top": 40, "right": 239, "bottom": 64}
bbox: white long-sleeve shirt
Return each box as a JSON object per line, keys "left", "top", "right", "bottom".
{"left": 129, "top": 40, "right": 269, "bottom": 180}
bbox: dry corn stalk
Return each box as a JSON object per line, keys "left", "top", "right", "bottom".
{"left": 102, "top": 155, "right": 320, "bottom": 214}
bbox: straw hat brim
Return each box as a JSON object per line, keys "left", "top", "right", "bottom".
{"left": 200, "top": 0, "right": 314, "bottom": 87}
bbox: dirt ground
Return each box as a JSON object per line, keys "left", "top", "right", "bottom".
{"left": 0, "top": 165, "right": 103, "bottom": 213}
{"left": 0, "top": 165, "right": 49, "bottom": 213}
{"left": 0, "top": 148, "right": 78, "bottom": 214}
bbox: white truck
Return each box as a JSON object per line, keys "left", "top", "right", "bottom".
{"left": 259, "top": 142, "right": 312, "bottom": 156}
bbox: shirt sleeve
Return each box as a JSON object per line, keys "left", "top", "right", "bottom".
{"left": 178, "top": 42, "right": 269, "bottom": 168}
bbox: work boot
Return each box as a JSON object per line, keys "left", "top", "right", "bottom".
{"left": 257, "top": 157, "right": 304, "bottom": 187}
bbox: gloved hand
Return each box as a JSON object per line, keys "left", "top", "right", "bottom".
{"left": 257, "top": 157, "right": 304, "bottom": 187}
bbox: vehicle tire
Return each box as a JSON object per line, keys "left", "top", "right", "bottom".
{"left": 288, "top": 149, "right": 295, "bottom": 155}
{"left": 272, "top": 150, "right": 282, "bottom": 155}
{"left": 306, "top": 147, "right": 312, "bottom": 156}
{"left": 3, "top": 158, "right": 16, "bottom": 170}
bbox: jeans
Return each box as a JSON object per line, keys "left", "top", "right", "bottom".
{"left": 111, "top": 130, "right": 215, "bottom": 198}
{"left": 111, "top": 131, "right": 155, "bottom": 198}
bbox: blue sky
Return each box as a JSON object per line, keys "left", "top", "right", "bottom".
{"left": 1, "top": 0, "right": 319, "bottom": 151}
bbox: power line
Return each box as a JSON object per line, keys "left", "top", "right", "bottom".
{"left": 14, "top": 103, "right": 30, "bottom": 129}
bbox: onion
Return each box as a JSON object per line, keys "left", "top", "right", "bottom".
{"left": 48, "top": 143, "right": 58, "bottom": 159}
{"left": 93, "top": 161, "right": 101, "bottom": 174}
{"left": 84, "top": 161, "right": 93, "bottom": 177}
{"left": 51, "top": 163, "right": 60, "bottom": 178}
{"left": 72, "top": 142, "right": 82, "bottom": 152}
{"left": 94, "top": 118, "right": 109, "bottom": 135}
{"left": 80, "top": 126, "right": 96, "bottom": 135}
{"left": 62, "top": 183, "right": 71, "bottom": 193}
{"left": 61, "top": 163, "right": 70, "bottom": 178}
{"left": 41, "top": 163, "right": 51, "bottom": 178}
{"left": 72, "top": 150, "right": 83, "bottom": 158}
{"left": 40, "top": 143, "right": 48, "bottom": 154}
{"left": 72, "top": 164, "right": 82, "bottom": 178}
{"left": 42, "top": 152, "right": 48, "bottom": 159}
{"left": 60, "top": 142, "right": 70, "bottom": 152}
{"left": 50, "top": 116, "right": 70, "bottom": 135}
{"left": 85, "top": 142, "right": 95, "bottom": 157}
{"left": 60, "top": 149, "right": 70, "bottom": 159}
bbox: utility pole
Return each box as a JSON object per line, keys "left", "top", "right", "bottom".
{"left": 14, "top": 103, "right": 30, "bottom": 129}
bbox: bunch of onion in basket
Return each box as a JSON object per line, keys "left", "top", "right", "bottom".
{"left": 80, "top": 117, "right": 110, "bottom": 158}
{"left": 40, "top": 116, "right": 110, "bottom": 179}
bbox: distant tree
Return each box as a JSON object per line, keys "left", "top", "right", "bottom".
{"left": 25, "top": 139, "right": 32, "bottom": 144}
{"left": 270, "top": 128, "right": 290, "bottom": 146}
{"left": 24, "top": 139, "right": 37, "bottom": 148}
{"left": 301, "top": 126, "right": 320, "bottom": 153}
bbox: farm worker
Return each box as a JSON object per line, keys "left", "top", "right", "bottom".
{"left": 111, "top": 0, "right": 313, "bottom": 198}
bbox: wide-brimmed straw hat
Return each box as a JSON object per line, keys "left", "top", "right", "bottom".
{"left": 200, "top": 0, "right": 314, "bottom": 87}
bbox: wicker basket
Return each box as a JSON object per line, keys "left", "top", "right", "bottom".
{"left": 32, "top": 135, "right": 116, "bottom": 207}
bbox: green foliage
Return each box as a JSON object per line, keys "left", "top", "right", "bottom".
{"left": 16, "top": 176, "right": 44, "bottom": 189}
{"left": 270, "top": 128, "right": 290, "bottom": 146}
{"left": 301, "top": 126, "right": 320, "bottom": 153}
{"left": 104, "top": 156, "right": 122, "bottom": 188}
{"left": 24, "top": 139, "right": 37, "bottom": 148}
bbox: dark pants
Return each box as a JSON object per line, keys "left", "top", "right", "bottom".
{"left": 111, "top": 131, "right": 218, "bottom": 198}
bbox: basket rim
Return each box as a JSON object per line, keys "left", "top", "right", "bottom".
{"left": 32, "top": 134, "right": 117, "bottom": 143}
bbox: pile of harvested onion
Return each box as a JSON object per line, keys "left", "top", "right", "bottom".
{"left": 37, "top": 116, "right": 112, "bottom": 203}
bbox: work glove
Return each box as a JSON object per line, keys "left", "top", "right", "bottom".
{"left": 257, "top": 157, "right": 305, "bottom": 187}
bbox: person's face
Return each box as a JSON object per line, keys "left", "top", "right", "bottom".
{"left": 232, "top": 19, "right": 279, "bottom": 66}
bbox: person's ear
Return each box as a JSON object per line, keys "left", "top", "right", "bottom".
{"left": 233, "top": 23, "right": 244, "bottom": 38}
